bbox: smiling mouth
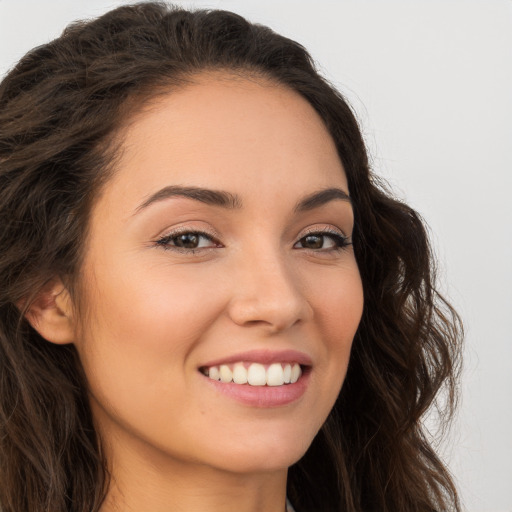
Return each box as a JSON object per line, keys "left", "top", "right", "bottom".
{"left": 199, "top": 362, "right": 304, "bottom": 387}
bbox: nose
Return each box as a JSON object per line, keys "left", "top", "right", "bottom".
{"left": 226, "top": 251, "right": 313, "bottom": 333}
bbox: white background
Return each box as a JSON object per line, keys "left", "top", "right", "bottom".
{"left": 1, "top": 1, "right": 511, "bottom": 511}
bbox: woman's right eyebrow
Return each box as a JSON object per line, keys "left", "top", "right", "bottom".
{"left": 134, "top": 185, "right": 243, "bottom": 214}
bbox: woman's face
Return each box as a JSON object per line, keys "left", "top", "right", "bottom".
{"left": 74, "top": 74, "right": 363, "bottom": 476}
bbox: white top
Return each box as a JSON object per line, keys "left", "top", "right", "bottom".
{"left": 286, "top": 498, "right": 296, "bottom": 512}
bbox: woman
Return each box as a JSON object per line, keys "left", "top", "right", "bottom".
{"left": 0, "top": 3, "right": 462, "bottom": 511}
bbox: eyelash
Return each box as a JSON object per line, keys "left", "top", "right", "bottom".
{"left": 155, "top": 229, "right": 221, "bottom": 254}
{"left": 295, "top": 228, "right": 351, "bottom": 252}
{"left": 155, "top": 227, "right": 351, "bottom": 255}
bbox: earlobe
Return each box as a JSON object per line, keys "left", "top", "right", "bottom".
{"left": 24, "top": 280, "right": 75, "bottom": 345}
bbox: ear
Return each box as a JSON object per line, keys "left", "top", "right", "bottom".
{"left": 24, "top": 279, "right": 75, "bottom": 345}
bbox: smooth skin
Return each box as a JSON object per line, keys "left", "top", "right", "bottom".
{"left": 29, "top": 73, "right": 364, "bottom": 512}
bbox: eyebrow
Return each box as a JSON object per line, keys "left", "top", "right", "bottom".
{"left": 135, "top": 185, "right": 242, "bottom": 213}
{"left": 134, "top": 185, "right": 351, "bottom": 214}
{"left": 294, "top": 187, "right": 351, "bottom": 212}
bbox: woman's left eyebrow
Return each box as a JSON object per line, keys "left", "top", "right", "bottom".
{"left": 294, "top": 187, "right": 351, "bottom": 212}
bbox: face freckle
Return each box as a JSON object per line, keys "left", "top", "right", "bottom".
{"left": 74, "top": 72, "right": 364, "bottom": 480}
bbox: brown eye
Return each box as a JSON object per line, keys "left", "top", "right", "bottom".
{"left": 294, "top": 231, "right": 349, "bottom": 251}
{"left": 302, "top": 234, "right": 324, "bottom": 249}
{"left": 174, "top": 233, "right": 200, "bottom": 248}
{"left": 156, "top": 231, "right": 219, "bottom": 251}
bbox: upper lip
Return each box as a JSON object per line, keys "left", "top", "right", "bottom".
{"left": 199, "top": 349, "right": 313, "bottom": 368}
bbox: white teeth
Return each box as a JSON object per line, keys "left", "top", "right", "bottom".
{"left": 266, "top": 363, "right": 285, "bottom": 386}
{"left": 203, "top": 362, "right": 304, "bottom": 386}
{"left": 209, "top": 366, "right": 220, "bottom": 381}
{"left": 290, "top": 363, "right": 301, "bottom": 383}
{"left": 283, "top": 363, "right": 292, "bottom": 384}
{"left": 232, "top": 363, "right": 248, "bottom": 384}
{"left": 247, "top": 363, "right": 267, "bottom": 386}
{"left": 219, "top": 365, "right": 232, "bottom": 383}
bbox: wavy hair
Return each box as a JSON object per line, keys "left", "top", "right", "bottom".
{"left": 0, "top": 3, "right": 462, "bottom": 511}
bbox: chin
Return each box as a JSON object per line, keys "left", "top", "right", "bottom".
{"left": 202, "top": 428, "right": 316, "bottom": 475}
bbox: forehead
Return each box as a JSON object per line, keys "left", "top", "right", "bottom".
{"left": 101, "top": 73, "right": 348, "bottom": 211}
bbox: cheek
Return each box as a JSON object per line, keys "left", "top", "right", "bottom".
{"left": 74, "top": 262, "right": 227, "bottom": 406}
{"left": 304, "top": 261, "right": 363, "bottom": 394}
{"left": 324, "top": 284, "right": 363, "bottom": 358}
{"left": 307, "top": 260, "right": 363, "bottom": 343}
{"left": 83, "top": 259, "right": 223, "bottom": 346}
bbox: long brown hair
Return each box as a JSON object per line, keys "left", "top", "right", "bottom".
{"left": 0, "top": 3, "right": 462, "bottom": 511}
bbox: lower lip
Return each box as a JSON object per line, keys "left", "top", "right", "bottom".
{"left": 202, "top": 368, "right": 311, "bottom": 407}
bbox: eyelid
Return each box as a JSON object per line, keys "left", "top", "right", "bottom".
{"left": 293, "top": 224, "right": 352, "bottom": 253}
{"left": 155, "top": 222, "right": 221, "bottom": 241}
{"left": 152, "top": 223, "right": 351, "bottom": 253}
{"left": 298, "top": 224, "right": 348, "bottom": 239}
{"left": 154, "top": 225, "right": 223, "bottom": 251}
